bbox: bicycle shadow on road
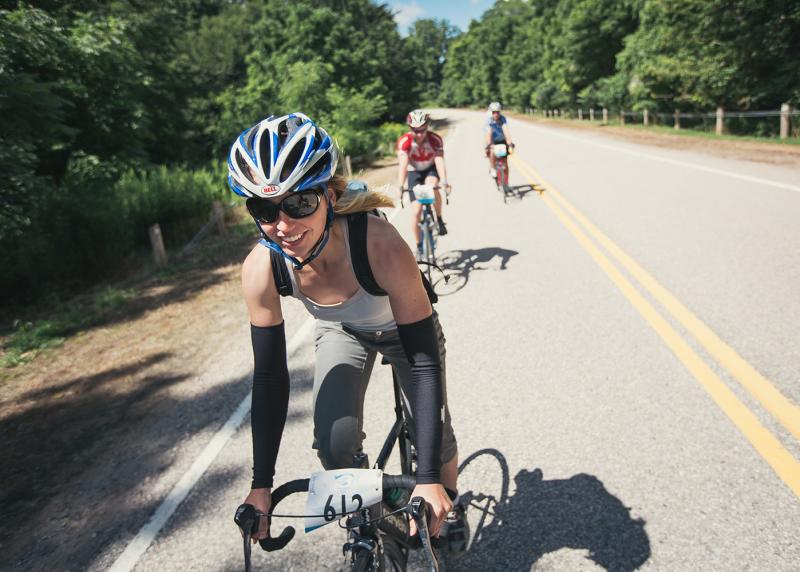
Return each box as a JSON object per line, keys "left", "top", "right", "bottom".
{"left": 433, "top": 247, "right": 519, "bottom": 295}
{"left": 459, "top": 466, "right": 650, "bottom": 571}
{"left": 507, "top": 183, "right": 543, "bottom": 200}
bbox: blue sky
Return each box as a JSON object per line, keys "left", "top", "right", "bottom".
{"left": 388, "top": 0, "right": 495, "bottom": 35}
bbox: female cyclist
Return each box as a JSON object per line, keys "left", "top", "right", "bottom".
{"left": 227, "top": 113, "right": 463, "bottom": 544}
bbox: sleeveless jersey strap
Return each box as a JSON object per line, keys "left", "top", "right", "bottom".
{"left": 346, "top": 212, "right": 438, "bottom": 304}
{"left": 263, "top": 240, "right": 293, "bottom": 297}
{"left": 347, "top": 212, "right": 388, "bottom": 296}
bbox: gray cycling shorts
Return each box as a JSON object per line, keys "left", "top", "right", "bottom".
{"left": 311, "top": 313, "right": 458, "bottom": 470}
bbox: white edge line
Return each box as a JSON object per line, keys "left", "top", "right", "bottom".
{"left": 109, "top": 317, "right": 316, "bottom": 572}
{"left": 514, "top": 120, "right": 800, "bottom": 194}
{"left": 110, "top": 116, "right": 464, "bottom": 570}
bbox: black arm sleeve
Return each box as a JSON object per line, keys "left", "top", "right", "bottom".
{"left": 250, "top": 322, "right": 290, "bottom": 489}
{"left": 396, "top": 315, "right": 443, "bottom": 484}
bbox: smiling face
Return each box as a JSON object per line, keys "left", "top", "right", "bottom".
{"left": 259, "top": 187, "right": 334, "bottom": 260}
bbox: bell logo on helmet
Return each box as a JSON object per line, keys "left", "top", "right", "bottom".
{"left": 263, "top": 184, "right": 281, "bottom": 195}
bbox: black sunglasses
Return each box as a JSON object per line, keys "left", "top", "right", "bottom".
{"left": 246, "top": 188, "right": 323, "bottom": 224}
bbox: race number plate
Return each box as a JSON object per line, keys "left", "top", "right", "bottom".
{"left": 304, "top": 468, "right": 383, "bottom": 533}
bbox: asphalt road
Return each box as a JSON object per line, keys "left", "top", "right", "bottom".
{"left": 96, "top": 109, "right": 800, "bottom": 571}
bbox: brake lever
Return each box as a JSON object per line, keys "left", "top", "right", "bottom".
{"left": 409, "top": 497, "right": 440, "bottom": 572}
{"left": 234, "top": 504, "right": 258, "bottom": 572}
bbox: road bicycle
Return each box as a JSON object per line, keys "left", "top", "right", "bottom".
{"left": 401, "top": 184, "right": 448, "bottom": 285}
{"left": 490, "top": 143, "right": 515, "bottom": 202}
{"left": 234, "top": 359, "right": 444, "bottom": 572}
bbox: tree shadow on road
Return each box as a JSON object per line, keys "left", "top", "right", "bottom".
{"left": 454, "top": 450, "right": 650, "bottom": 571}
{"left": 1, "top": 353, "right": 315, "bottom": 572}
{"left": 433, "top": 247, "right": 519, "bottom": 296}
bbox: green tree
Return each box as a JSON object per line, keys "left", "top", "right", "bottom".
{"left": 0, "top": 7, "right": 77, "bottom": 237}
{"left": 616, "top": 0, "right": 800, "bottom": 111}
{"left": 404, "top": 18, "right": 460, "bottom": 105}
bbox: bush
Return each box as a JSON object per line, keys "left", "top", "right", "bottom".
{"left": 376, "top": 122, "right": 407, "bottom": 156}
{"left": 0, "top": 158, "right": 227, "bottom": 306}
{"left": 119, "top": 162, "right": 227, "bottom": 247}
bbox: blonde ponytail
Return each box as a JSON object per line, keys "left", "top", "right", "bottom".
{"left": 329, "top": 175, "right": 395, "bottom": 215}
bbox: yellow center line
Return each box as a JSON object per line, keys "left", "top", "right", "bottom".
{"left": 509, "top": 155, "right": 800, "bottom": 498}
{"left": 510, "top": 155, "right": 800, "bottom": 440}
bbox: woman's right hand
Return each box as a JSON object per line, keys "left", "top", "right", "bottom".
{"left": 243, "top": 488, "right": 272, "bottom": 543}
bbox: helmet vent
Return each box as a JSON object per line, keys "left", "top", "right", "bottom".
{"left": 235, "top": 150, "right": 257, "bottom": 184}
{"left": 245, "top": 126, "right": 257, "bottom": 150}
{"left": 280, "top": 139, "right": 305, "bottom": 183}
{"left": 258, "top": 130, "right": 272, "bottom": 179}
{"left": 300, "top": 154, "right": 328, "bottom": 187}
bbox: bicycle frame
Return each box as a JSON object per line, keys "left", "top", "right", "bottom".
{"left": 419, "top": 205, "right": 437, "bottom": 284}
{"left": 401, "top": 186, "right": 441, "bottom": 284}
{"left": 235, "top": 363, "right": 438, "bottom": 572}
{"left": 493, "top": 147, "right": 511, "bottom": 201}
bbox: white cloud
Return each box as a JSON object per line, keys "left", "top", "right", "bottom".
{"left": 393, "top": 1, "right": 424, "bottom": 28}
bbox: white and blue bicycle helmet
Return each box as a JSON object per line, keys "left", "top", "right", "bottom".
{"left": 227, "top": 113, "right": 340, "bottom": 268}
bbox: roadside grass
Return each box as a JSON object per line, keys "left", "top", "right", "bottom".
{"left": 604, "top": 122, "right": 800, "bottom": 146}
{"left": 0, "top": 211, "right": 257, "bottom": 374}
{"left": 513, "top": 114, "right": 800, "bottom": 147}
{"left": 1, "top": 287, "right": 136, "bottom": 370}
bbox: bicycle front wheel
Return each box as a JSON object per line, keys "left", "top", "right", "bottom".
{"left": 382, "top": 538, "right": 407, "bottom": 572}
{"left": 352, "top": 548, "right": 375, "bottom": 572}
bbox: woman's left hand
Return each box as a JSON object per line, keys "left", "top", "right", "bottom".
{"left": 408, "top": 483, "right": 452, "bottom": 538}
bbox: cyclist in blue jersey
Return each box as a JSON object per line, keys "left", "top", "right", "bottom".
{"left": 485, "top": 102, "right": 515, "bottom": 178}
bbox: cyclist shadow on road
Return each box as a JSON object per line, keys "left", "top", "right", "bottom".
{"left": 434, "top": 247, "right": 518, "bottom": 295}
{"left": 458, "top": 465, "right": 650, "bottom": 571}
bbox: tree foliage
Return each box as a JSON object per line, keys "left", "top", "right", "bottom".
{"left": 441, "top": 0, "right": 798, "bottom": 113}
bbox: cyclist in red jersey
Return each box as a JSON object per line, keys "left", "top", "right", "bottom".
{"left": 396, "top": 110, "right": 451, "bottom": 259}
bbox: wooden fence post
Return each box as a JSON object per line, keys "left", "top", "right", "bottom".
{"left": 344, "top": 155, "right": 353, "bottom": 178}
{"left": 578, "top": 109, "right": 583, "bottom": 120}
{"left": 716, "top": 107, "right": 725, "bottom": 135}
{"left": 620, "top": 110, "right": 626, "bottom": 125}
{"left": 643, "top": 109, "right": 649, "bottom": 126}
{"left": 212, "top": 200, "right": 226, "bottom": 236}
{"left": 780, "top": 103, "right": 791, "bottom": 139}
{"left": 149, "top": 223, "right": 168, "bottom": 267}
{"left": 674, "top": 109, "right": 681, "bottom": 130}
{"left": 589, "top": 108, "right": 595, "bottom": 121}
{"left": 602, "top": 107, "right": 608, "bottom": 125}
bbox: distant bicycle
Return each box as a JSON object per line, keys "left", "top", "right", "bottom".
{"left": 401, "top": 184, "right": 447, "bottom": 284}
{"left": 489, "top": 143, "right": 515, "bottom": 202}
